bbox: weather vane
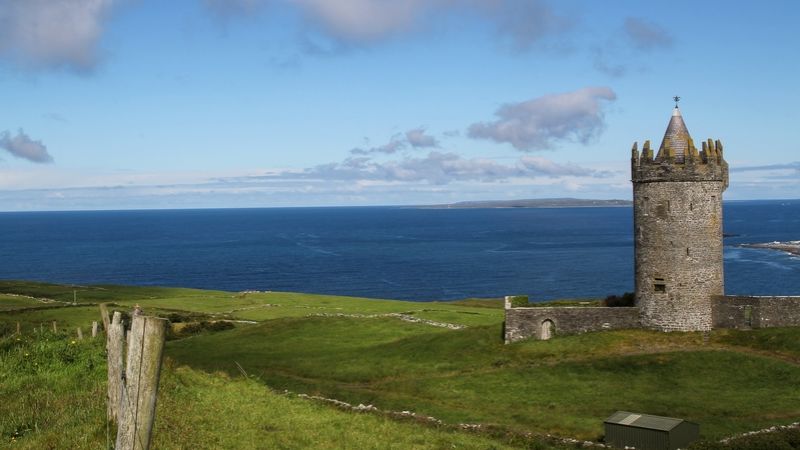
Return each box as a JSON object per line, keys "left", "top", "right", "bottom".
{"left": 673, "top": 95, "right": 681, "bottom": 108}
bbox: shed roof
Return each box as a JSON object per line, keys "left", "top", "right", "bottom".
{"left": 604, "top": 411, "right": 691, "bottom": 432}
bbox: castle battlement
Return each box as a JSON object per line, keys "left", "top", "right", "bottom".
{"left": 631, "top": 138, "right": 729, "bottom": 187}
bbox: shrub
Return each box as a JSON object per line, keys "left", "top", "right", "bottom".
{"left": 506, "top": 295, "right": 529, "bottom": 308}
{"left": 603, "top": 292, "right": 635, "bottom": 307}
{"left": 171, "top": 320, "right": 235, "bottom": 339}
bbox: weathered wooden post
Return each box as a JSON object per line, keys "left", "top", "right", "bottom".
{"left": 52, "top": 321, "right": 57, "bottom": 333}
{"left": 92, "top": 321, "right": 99, "bottom": 338}
{"left": 77, "top": 327, "right": 83, "bottom": 340}
{"left": 116, "top": 315, "right": 168, "bottom": 450}
{"left": 16, "top": 322, "right": 21, "bottom": 335}
{"left": 99, "top": 303, "right": 111, "bottom": 338}
{"left": 107, "top": 312, "right": 125, "bottom": 424}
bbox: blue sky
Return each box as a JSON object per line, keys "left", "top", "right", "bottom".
{"left": 1, "top": 0, "right": 799, "bottom": 211}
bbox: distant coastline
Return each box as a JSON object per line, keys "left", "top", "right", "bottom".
{"left": 740, "top": 241, "right": 800, "bottom": 256}
{"left": 416, "top": 198, "right": 632, "bottom": 209}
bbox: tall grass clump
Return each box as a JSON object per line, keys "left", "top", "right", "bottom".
{"left": 0, "top": 332, "right": 107, "bottom": 448}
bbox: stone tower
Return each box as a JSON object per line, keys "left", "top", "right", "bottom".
{"left": 631, "top": 105, "right": 729, "bottom": 331}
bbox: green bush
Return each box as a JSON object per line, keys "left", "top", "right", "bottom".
{"left": 507, "top": 296, "right": 529, "bottom": 308}
{"left": 603, "top": 292, "right": 635, "bottom": 307}
{"left": 173, "top": 320, "right": 235, "bottom": 339}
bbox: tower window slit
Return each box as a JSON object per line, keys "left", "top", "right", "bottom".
{"left": 653, "top": 276, "right": 666, "bottom": 292}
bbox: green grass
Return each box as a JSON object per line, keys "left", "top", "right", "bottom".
{"left": 3, "top": 281, "right": 800, "bottom": 447}
{"left": 0, "top": 333, "right": 557, "bottom": 449}
{"left": 0, "top": 294, "right": 50, "bottom": 311}
{"left": 713, "top": 327, "right": 800, "bottom": 360}
{"left": 167, "top": 319, "right": 800, "bottom": 440}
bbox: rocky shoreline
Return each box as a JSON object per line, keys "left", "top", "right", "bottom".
{"left": 740, "top": 240, "right": 800, "bottom": 256}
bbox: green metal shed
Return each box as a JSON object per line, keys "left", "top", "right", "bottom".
{"left": 604, "top": 411, "right": 699, "bottom": 450}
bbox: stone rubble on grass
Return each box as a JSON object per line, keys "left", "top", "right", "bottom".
{"left": 309, "top": 312, "right": 466, "bottom": 330}
{"left": 290, "top": 390, "right": 614, "bottom": 448}
{"left": 719, "top": 421, "right": 800, "bottom": 443}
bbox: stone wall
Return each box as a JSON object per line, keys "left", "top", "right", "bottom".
{"left": 714, "top": 296, "right": 800, "bottom": 329}
{"left": 504, "top": 306, "right": 641, "bottom": 343}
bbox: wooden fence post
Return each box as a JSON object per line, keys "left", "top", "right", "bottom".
{"left": 16, "top": 322, "right": 20, "bottom": 335}
{"left": 77, "top": 327, "right": 83, "bottom": 340}
{"left": 92, "top": 321, "right": 99, "bottom": 338}
{"left": 116, "top": 315, "right": 168, "bottom": 450}
{"left": 100, "top": 303, "right": 111, "bottom": 338}
{"left": 107, "top": 312, "right": 125, "bottom": 424}
{"left": 52, "top": 321, "right": 57, "bottom": 333}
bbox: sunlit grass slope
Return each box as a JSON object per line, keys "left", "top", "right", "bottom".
{"left": 1, "top": 333, "right": 535, "bottom": 449}
{"left": 2, "top": 281, "right": 800, "bottom": 447}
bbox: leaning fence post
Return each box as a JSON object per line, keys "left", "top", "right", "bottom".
{"left": 107, "top": 312, "right": 125, "bottom": 424}
{"left": 100, "top": 303, "right": 111, "bottom": 338}
{"left": 92, "top": 321, "right": 99, "bottom": 338}
{"left": 116, "top": 315, "right": 168, "bottom": 450}
{"left": 52, "top": 321, "right": 57, "bottom": 333}
{"left": 77, "top": 327, "right": 83, "bottom": 340}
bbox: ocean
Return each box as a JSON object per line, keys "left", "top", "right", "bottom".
{"left": 1, "top": 200, "right": 798, "bottom": 301}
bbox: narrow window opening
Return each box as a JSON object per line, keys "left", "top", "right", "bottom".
{"left": 653, "top": 276, "right": 666, "bottom": 292}
{"left": 686, "top": 247, "right": 690, "bottom": 256}
{"left": 689, "top": 202, "right": 693, "bottom": 211}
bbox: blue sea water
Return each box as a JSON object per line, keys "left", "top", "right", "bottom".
{"left": 0, "top": 200, "right": 798, "bottom": 301}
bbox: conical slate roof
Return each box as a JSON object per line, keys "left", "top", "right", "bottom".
{"left": 658, "top": 106, "right": 691, "bottom": 161}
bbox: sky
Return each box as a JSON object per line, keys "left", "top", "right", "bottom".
{"left": 1, "top": 0, "right": 799, "bottom": 211}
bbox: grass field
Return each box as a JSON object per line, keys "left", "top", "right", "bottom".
{"left": 2, "top": 280, "right": 800, "bottom": 448}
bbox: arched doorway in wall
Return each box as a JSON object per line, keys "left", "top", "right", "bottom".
{"left": 540, "top": 319, "right": 555, "bottom": 340}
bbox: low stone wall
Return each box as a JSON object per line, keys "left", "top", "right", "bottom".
{"left": 714, "top": 296, "right": 800, "bottom": 329}
{"left": 504, "top": 306, "right": 641, "bottom": 343}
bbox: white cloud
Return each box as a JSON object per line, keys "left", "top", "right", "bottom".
{"left": 351, "top": 127, "right": 440, "bottom": 155}
{"left": 276, "top": 151, "right": 607, "bottom": 185}
{"left": 0, "top": 160, "right": 627, "bottom": 211}
{"left": 205, "top": 0, "right": 570, "bottom": 50}
{"left": 350, "top": 136, "right": 405, "bottom": 155}
{"left": 0, "top": 0, "right": 116, "bottom": 71}
{"left": 477, "top": 0, "right": 572, "bottom": 51}
{"left": 292, "top": 0, "right": 433, "bottom": 42}
{"left": 623, "top": 17, "right": 673, "bottom": 51}
{"left": 405, "top": 127, "right": 439, "bottom": 148}
{"left": 0, "top": 129, "right": 53, "bottom": 163}
{"left": 592, "top": 17, "right": 674, "bottom": 77}
{"left": 467, "top": 86, "right": 617, "bottom": 151}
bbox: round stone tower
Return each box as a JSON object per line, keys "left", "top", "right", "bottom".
{"left": 631, "top": 105, "right": 729, "bottom": 331}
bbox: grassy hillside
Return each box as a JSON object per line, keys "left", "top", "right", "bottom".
{"left": 2, "top": 280, "right": 800, "bottom": 448}
{"left": 1, "top": 334, "right": 534, "bottom": 449}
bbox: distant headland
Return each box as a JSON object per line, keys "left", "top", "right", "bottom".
{"left": 740, "top": 241, "right": 800, "bottom": 256}
{"left": 416, "top": 198, "right": 632, "bottom": 209}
